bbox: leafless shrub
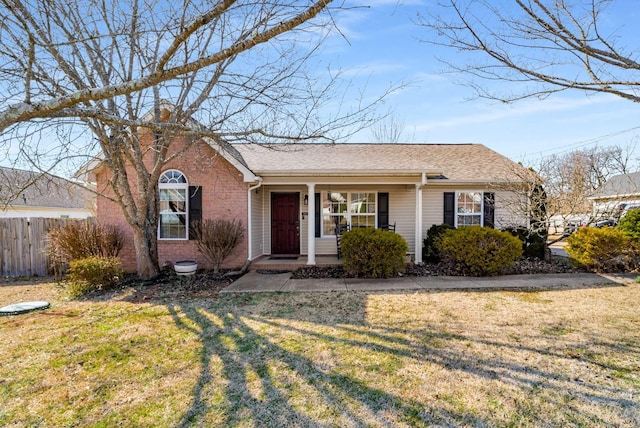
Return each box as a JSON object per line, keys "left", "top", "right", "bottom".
{"left": 48, "top": 222, "right": 124, "bottom": 266}
{"left": 191, "top": 219, "right": 244, "bottom": 274}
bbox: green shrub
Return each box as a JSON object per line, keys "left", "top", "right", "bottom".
{"left": 503, "top": 227, "right": 547, "bottom": 259}
{"left": 566, "top": 226, "right": 635, "bottom": 272}
{"left": 191, "top": 219, "right": 244, "bottom": 273}
{"left": 617, "top": 208, "right": 640, "bottom": 241}
{"left": 423, "top": 223, "right": 455, "bottom": 263}
{"left": 341, "top": 228, "right": 408, "bottom": 278}
{"left": 65, "top": 256, "right": 123, "bottom": 298}
{"left": 437, "top": 226, "right": 523, "bottom": 276}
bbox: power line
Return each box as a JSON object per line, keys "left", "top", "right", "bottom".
{"left": 524, "top": 124, "right": 640, "bottom": 159}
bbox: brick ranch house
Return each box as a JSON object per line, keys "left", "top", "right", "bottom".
{"left": 86, "top": 137, "right": 530, "bottom": 273}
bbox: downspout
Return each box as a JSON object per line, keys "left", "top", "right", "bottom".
{"left": 247, "top": 177, "right": 263, "bottom": 262}
{"left": 415, "top": 172, "right": 428, "bottom": 264}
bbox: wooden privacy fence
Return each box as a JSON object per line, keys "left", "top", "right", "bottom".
{"left": 0, "top": 218, "right": 93, "bottom": 277}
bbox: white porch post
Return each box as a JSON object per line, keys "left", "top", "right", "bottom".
{"left": 307, "top": 183, "right": 316, "bottom": 265}
{"left": 415, "top": 184, "right": 423, "bottom": 263}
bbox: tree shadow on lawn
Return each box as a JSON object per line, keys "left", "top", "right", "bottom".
{"left": 164, "top": 296, "right": 494, "bottom": 427}
{"left": 161, "top": 291, "right": 639, "bottom": 427}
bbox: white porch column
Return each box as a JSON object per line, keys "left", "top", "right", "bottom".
{"left": 307, "top": 183, "right": 316, "bottom": 265}
{"left": 415, "top": 184, "right": 423, "bottom": 263}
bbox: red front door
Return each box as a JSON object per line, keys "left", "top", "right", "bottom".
{"left": 271, "top": 193, "right": 300, "bottom": 254}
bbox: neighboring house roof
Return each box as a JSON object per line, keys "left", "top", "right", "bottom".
{"left": 0, "top": 166, "right": 94, "bottom": 210}
{"left": 232, "top": 143, "right": 523, "bottom": 181}
{"left": 591, "top": 172, "right": 640, "bottom": 199}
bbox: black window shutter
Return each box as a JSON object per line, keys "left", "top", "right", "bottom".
{"left": 443, "top": 192, "right": 455, "bottom": 227}
{"left": 483, "top": 192, "right": 495, "bottom": 228}
{"left": 188, "top": 186, "right": 202, "bottom": 240}
{"left": 378, "top": 192, "right": 389, "bottom": 228}
{"left": 314, "top": 193, "right": 321, "bottom": 238}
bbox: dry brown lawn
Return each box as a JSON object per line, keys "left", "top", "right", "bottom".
{"left": 0, "top": 277, "right": 638, "bottom": 427}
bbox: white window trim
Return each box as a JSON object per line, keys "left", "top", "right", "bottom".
{"left": 321, "top": 191, "right": 378, "bottom": 237}
{"left": 454, "top": 190, "right": 484, "bottom": 228}
{"left": 158, "top": 170, "right": 189, "bottom": 241}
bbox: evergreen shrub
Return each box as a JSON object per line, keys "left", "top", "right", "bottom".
{"left": 65, "top": 256, "right": 123, "bottom": 298}
{"left": 566, "top": 226, "right": 635, "bottom": 272}
{"left": 341, "top": 228, "right": 408, "bottom": 278}
{"left": 423, "top": 223, "right": 455, "bottom": 263}
{"left": 437, "top": 226, "right": 522, "bottom": 276}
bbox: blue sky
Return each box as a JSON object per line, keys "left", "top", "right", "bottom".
{"left": 322, "top": 1, "right": 640, "bottom": 165}
{"left": 3, "top": 1, "right": 638, "bottom": 174}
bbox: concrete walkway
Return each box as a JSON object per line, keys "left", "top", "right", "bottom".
{"left": 221, "top": 271, "right": 637, "bottom": 293}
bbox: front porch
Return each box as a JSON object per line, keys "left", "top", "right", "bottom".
{"left": 249, "top": 255, "right": 342, "bottom": 271}
{"left": 249, "top": 181, "right": 425, "bottom": 267}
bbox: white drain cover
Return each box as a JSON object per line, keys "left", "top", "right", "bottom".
{"left": 0, "top": 301, "right": 50, "bottom": 316}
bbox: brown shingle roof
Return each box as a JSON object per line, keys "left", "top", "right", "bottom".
{"left": 0, "top": 167, "right": 94, "bottom": 209}
{"left": 232, "top": 143, "right": 524, "bottom": 181}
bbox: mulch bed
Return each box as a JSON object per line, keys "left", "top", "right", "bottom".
{"left": 59, "top": 257, "right": 586, "bottom": 301}
{"left": 292, "top": 257, "right": 584, "bottom": 279}
{"left": 78, "top": 270, "right": 242, "bottom": 302}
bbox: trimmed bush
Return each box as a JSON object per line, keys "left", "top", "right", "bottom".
{"left": 566, "top": 226, "right": 635, "bottom": 272}
{"left": 437, "top": 226, "right": 523, "bottom": 276}
{"left": 341, "top": 228, "right": 408, "bottom": 278}
{"left": 503, "top": 227, "right": 546, "bottom": 259}
{"left": 617, "top": 208, "right": 640, "bottom": 241}
{"left": 191, "top": 219, "right": 244, "bottom": 273}
{"left": 65, "top": 256, "right": 123, "bottom": 298}
{"left": 423, "top": 223, "right": 455, "bottom": 263}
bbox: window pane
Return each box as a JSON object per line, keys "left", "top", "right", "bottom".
{"left": 350, "top": 192, "right": 376, "bottom": 214}
{"left": 351, "top": 215, "right": 375, "bottom": 228}
{"left": 160, "top": 189, "right": 186, "bottom": 213}
{"left": 457, "top": 214, "right": 481, "bottom": 226}
{"left": 322, "top": 192, "right": 347, "bottom": 236}
{"left": 159, "top": 213, "right": 187, "bottom": 238}
{"left": 472, "top": 193, "right": 482, "bottom": 212}
{"left": 323, "top": 213, "right": 346, "bottom": 235}
{"left": 324, "top": 192, "right": 347, "bottom": 214}
{"left": 457, "top": 192, "right": 482, "bottom": 214}
{"left": 160, "top": 170, "right": 187, "bottom": 184}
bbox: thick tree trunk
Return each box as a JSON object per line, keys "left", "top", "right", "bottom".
{"left": 132, "top": 225, "right": 160, "bottom": 279}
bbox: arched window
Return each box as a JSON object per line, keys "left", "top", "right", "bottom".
{"left": 159, "top": 170, "right": 188, "bottom": 239}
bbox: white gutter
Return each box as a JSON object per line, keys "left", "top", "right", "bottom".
{"left": 247, "top": 177, "right": 263, "bottom": 261}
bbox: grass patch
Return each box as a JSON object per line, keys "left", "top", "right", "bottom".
{"left": 1, "top": 279, "right": 639, "bottom": 426}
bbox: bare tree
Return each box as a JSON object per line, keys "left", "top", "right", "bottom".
{"left": 418, "top": 0, "right": 640, "bottom": 103}
{"left": 495, "top": 144, "right": 637, "bottom": 253}
{"left": 539, "top": 145, "right": 638, "bottom": 216}
{"left": 0, "top": 1, "right": 389, "bottom": 278}
{"left": 370, "top": 114, "right": 406, "bottom": 143}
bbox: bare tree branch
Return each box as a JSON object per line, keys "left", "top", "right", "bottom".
{"left": 418, "top": 0, "right": 640, "bottom": 103}
{"left": 0, "top": 1, "right": 391, "bottom": 278}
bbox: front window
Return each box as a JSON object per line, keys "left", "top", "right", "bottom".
{"left": 350, "top": 192, "right": 376, "bottom": 228}
{"left": 159, "top": 170, "right": 188, "bottom": 239}
{"left": 323, "top": 192, "right": 348, "bottom": 235}
{"left": 456, "top": 192, "right": 482, "bottom": 226}
{"left": 322, "top": 192, "right": 376, "bottom": 235}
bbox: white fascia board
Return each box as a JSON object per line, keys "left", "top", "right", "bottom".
{"left": 254, "top": 169, "right": 443, "bottom": 177}
{"left": 202, "top": 137, "right": 260, "bottom": 183}
{"left": 75, "top": 157, "right": 103, "bottom": 182}
{"left": 423, "top": 179, "right": 512, "bottom": 186}
{"left": 588, "top": 192, "right": 640, "bottom": 201}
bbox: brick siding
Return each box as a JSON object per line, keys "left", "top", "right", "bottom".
{"left": 96, "top": 136, "right": 248, "bottom": 273}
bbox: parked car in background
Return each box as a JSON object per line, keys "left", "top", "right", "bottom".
{"left": 591, "top": 203, "right": 640, "bottom": 228}
{"left": 594, "top": 218, "right": 617, "bottom": 228}
{"left": 564, "top": 220, "right": 582, "bottom": 235}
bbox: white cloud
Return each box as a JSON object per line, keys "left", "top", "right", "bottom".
{"left": 412, "top": 95, "right": 620, "bottom": 132}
